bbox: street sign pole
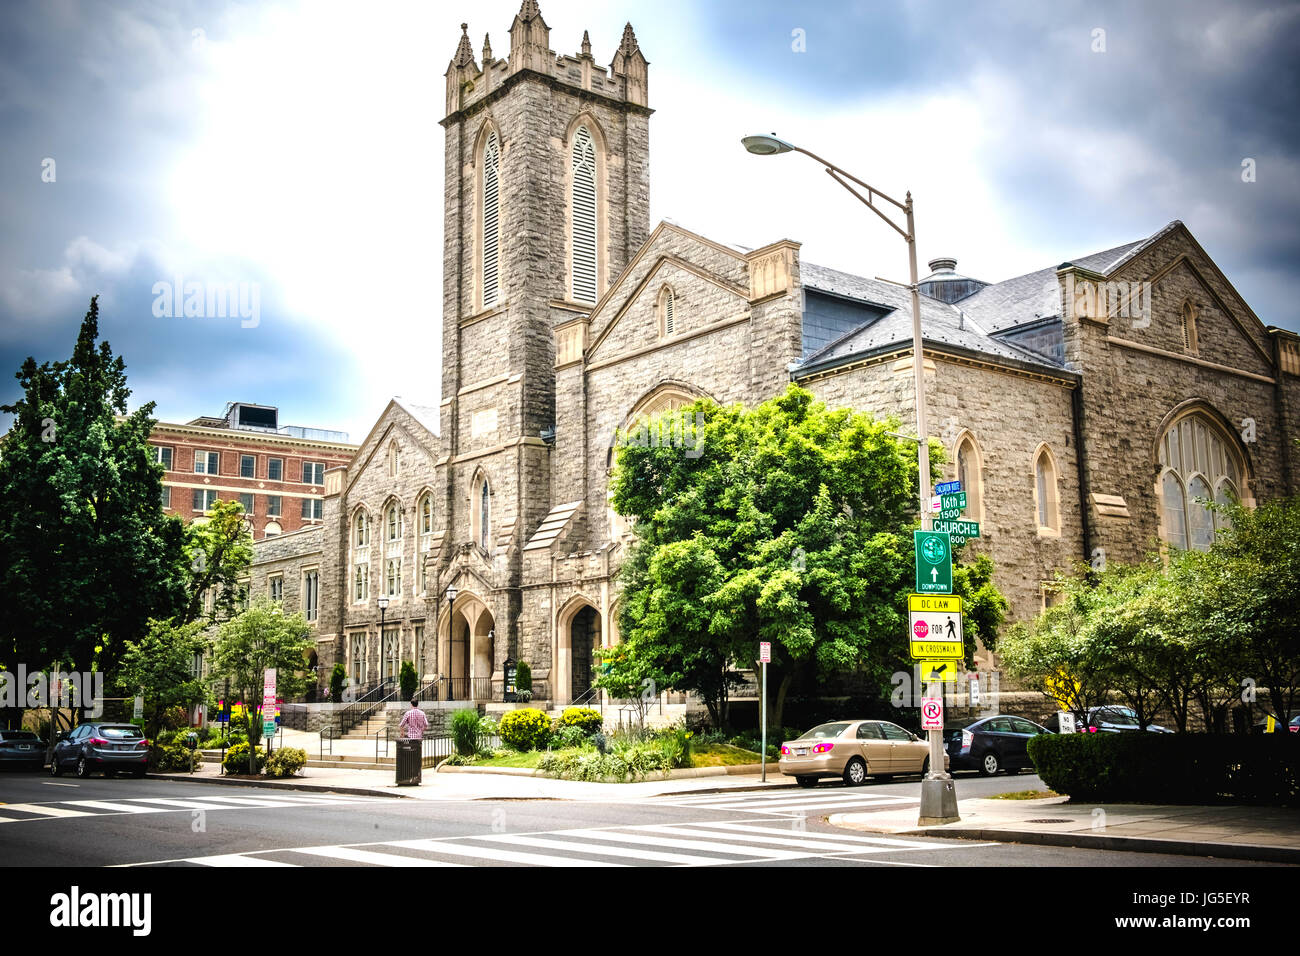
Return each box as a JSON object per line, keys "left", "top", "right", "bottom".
{"left": 759, "top": 641, "right": 771, "bottom": 783}
{"left": 761, "top": 660, "right": 767, "bottom": 783}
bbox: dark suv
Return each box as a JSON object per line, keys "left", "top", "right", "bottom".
{"left": 946, "top": 715, "right": 1051, "bottom": 775}
{"left": 50, "top": 723, "right": 148, "bottom": 778}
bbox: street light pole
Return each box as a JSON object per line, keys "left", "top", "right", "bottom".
{"left": 445, "top": 586, "right": 458, "bottom": 701}
{"left": 378, "top": 595, "right": 389, "bottom": 689}
{"left": 743, "top": 134, "right": 958, "bottom": 825}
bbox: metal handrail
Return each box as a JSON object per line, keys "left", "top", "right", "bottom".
{"left": 375, "top": 727, "right": 391, "bottom": 760}
{"left": 340, "top": 677, "right": 396, "bottom": 734}
{"left": 320, "top": 726, "right": 335, "bottom": 759}
{"left": 416, "top": 676, "right": 443, "bottom": 702}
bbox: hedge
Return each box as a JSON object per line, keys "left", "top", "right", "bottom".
{"left": 1027, "top": 732, "right": 1300, "bottom": 806}
{"left": 556, "top": 707, "right": 603, "bottom": 735}
{"left": 498, "top": 708, "right": 552, "bottom": 751}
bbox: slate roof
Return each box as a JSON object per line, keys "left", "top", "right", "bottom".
{"left": 795, "top": 222, "right": 1179, "bottom": 375}
{"left": 393, "top": 397, "right": 441, "bottom": 438}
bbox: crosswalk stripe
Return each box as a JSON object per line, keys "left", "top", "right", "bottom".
{"left": 128, "top": 797, "right": 265, "bottom": 811}
{"left": 188, "top": 854, "right": 297, "bottom": 867}
{"left": 633, "top": 825, "right": 916, "bottom": 854}
{"left": 289, "top": 846, "right": 466, "bottom": 867}
{"left": 478, "top": 834, "right": 731, "bottom": 867}
{"left": 65, "top": 800, "right": 162, "bottom": 814}
{"left": 385, "top": 838, "right": 627, "bottom": 867}
{"left": 675, "top": 821, "right": 929, "bottom": 848}
{"left": 163, "top": 795, "right": 332, "bottom": 808}
{"left": 552, "top": 828, "right": 808, "bottom": 860}
{"left": 703, "top": 797, "right": 914, "bottom": 813}
{"left": 0, "top": 803, "right": 91, "bottom": 820}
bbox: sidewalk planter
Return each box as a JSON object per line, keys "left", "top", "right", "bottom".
{"left": 1028, "top": 733, "right": 1300, "bottom": 806}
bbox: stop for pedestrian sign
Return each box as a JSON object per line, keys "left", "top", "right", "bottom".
{"left": 921, "top": 697, "right": 944, "bottom": 730}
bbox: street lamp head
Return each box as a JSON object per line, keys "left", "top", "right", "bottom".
{"left": 377, "top": 596, "right": 389, "bottom": 611}
{"left": 445, "top": 586, "right": 458, "bottom": 603}
{"left": 742, "top": 133, "right": 795, "bottom": 156}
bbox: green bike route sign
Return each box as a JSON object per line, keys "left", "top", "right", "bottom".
{"left": 914, "top": 530, "right": 953, "bottom": 594}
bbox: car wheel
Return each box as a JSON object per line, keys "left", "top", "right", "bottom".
{"left": 979, "top": 751, "right": 999, "bottom": 776}
{"left": 843, "top": 757, "right": 868, "bottom": 786}
{"left": 75, "top": 755, "right": 91, "bottom": 779}
{"left": 49, "top": 756, "right": 63, "bottom": 777}
{"left": 795, "top": 776, "right": 818, "bottom": 788}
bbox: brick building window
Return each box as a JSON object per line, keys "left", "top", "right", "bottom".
{"left": 268, "top": 458, "right": 283, "bottom": 481}
{"left": 154, "top": 446, "right": 173, "bottom": 470}
{"left": 302, "top": 498, "right": 323, "bottom": 520}
{"left": 192, "top": 488, "right": 218, "bottom": 512}
{"left": 240, "top": 455, "right": 256, "bottom": 478}
{"left": 266, "top": 495, "right": 282, "bottom": 517}
{"left": 161, "top": 486, "right": 171, "bottom": 509}
{"left": 239, "top": 492, "right": 254, "bottom": 515}
{"left": 194, "top": 450, "right": 219, "bottom": 474}
{"left": 302, "top": 462, "right": 324, "bottom": 485}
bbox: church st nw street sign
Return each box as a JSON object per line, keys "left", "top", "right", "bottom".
{"left": 934, "top": 480, "right": 961, "bottom": 496}
{"left": 932, "top": 518, "right": 980, "bottom": 539}
{"left": 913, "top": 530, "right": 952, "bottom": 593}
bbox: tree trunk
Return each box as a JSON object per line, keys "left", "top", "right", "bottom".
{"left": 771, "top": 671, "right": 794, "bottom": 738}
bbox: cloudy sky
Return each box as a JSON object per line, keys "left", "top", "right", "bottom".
{"left": 2, "top": 0, "right": 1296, "bottom": 440}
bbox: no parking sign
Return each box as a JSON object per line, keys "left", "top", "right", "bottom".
{"left": 921, "top": 697, "right": 944, "bottom": 731}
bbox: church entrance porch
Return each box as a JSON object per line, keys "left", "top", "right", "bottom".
{"left": 440, "top": 592, "right": 497, "bottom": 702}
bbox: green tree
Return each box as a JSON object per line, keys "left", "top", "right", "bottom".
{"left": 0, "top": 298, "right": 188, "bottom": 726}
{"left": 210, "top": 600, "right": 313, "bottom": 751}
{"left": 611, "top": 385, "right": 993, "bottom": 731}
{"left": 594, "top": 631, "right": 671, "bottom": 728}
{"left": 181, "top": 498, "right": 254, "bottom": 624}
{"left": 115, "top": 619, "right": 213, "bottom": 740}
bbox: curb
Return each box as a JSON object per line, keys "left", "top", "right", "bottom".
{"left": 436, "top": 761, "right": 781, "bottom": 780}
{"left": 147, "top": 772, "right": 409, "bottom": 800}
{"left": 828, "top": 816, "right": 1300, "bottom": 864}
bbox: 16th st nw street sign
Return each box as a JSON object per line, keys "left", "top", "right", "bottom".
{"left": 914, "top": 530, "right": 952, "bottom": 593}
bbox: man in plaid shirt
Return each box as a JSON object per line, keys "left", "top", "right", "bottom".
{"left": 398, "top": 699, "right": 428, "bottom": 739}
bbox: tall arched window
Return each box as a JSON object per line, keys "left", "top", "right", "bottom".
{"left": 658, "top": 285, "right": 676, "bottom": 337}
{"left": 954, "top": 432, "right": 983, "bottom": 525}
{"left": 479, "top": 480, "right": 490, "bottom": 551}
{"left": 352, "top": 510, "right": 370, "bottom": 603}
{"left": 1033, "top": 445, "right": 1060, "bottom": 535}
{"left": 481, "top": 130, "right": 501, "bottom": 310}
{"left": 386, "top": 502, "right": 402, "bottom": 541}
{"left": 570, "top": 126, "right": 598, "bottom": 303}
{"left": 1157, "top": 410, "right": 1243, "bottom": 551}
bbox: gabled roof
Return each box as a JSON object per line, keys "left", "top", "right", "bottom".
{"left": 393, "top": 397, "right": 441, "bottom": 438}
{"left": 798, "top": 262, "right": 1066, "bottom": 376}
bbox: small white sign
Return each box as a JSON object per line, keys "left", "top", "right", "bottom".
{"left": 759, "top": 642, "right": 771, "bottom": 664}
{"left": 1058, "top": 711, "right": 1076, "bottom": 734}
{"left": 132, "top": 696, "right": 143, "bottom": 720}
{"left": 968, "top": 673, "right": 980, "bottom": 706}
{"left": 921, "top": 697, "right": 944, "bottom": 731}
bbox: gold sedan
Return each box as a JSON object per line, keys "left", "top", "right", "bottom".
{"left": 778, "top": 720, "right": 947, "bottom": 788}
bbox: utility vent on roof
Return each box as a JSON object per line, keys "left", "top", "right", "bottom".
{"left": 918, "top": 257, "right": 987, "bottom": 304}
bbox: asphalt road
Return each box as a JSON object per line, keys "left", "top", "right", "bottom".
{"left": 0, "top": 769, "right": 1282, "bottom": 868}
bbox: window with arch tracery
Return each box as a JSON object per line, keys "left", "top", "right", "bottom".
{"left": 570, "top": 125, "right": 598, "bottom": 303}
{"left": 386, "top": 502, "right": 402, "bottom": 542}
{"left": 481, "top": 130, "right": 501, "bottom": 310}
{"left": 1181, "top": 300, "right": 1199, "bottom": 355}
{"left": 1157, "top": 411, "right": 1242, "bottom": 551}
{"left": 352, "top": 511, "right": 370, "bottom": 604}
{"left": 469, "top": 476, "right": 491, "bottom": 552}
{"left": 1033, "top": 445, "right": 1060, "bottom": 534}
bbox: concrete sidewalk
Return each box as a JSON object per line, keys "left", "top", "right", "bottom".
{"left": 831, "top": 795, "right": 1300, "bottom": 864}
{"left": 150, "top": 759, "right": 795, "bottom": 802}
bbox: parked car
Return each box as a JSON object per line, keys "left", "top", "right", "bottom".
{"left": 945, "top": 715, "right": 1051, "bottom": 775}
{"left": 0, "top": 730, "right": 47, "bottom": 771}
{"left": 1085, "top": 706, "right": 1172, "bottom": 734}
{"left": 778, "top": 720, "right": 948, "bottom": 787}
{"left": 50, "top": 723, "right": 148, "bottom": 778}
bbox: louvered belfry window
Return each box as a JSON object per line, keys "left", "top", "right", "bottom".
{"left": 661, "top": 286, "right": 675, "bottom": 335}
{"left": 571, "top": 126, "right": 598, "bottom": 303}
{"left": 482, "top": 131, "right": 501, "bottom": 309}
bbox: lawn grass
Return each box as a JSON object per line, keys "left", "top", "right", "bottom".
{"left": 987, "top": 788, "right": 1060, "bottom": 800}
{"left": 459, "top": 741, "right": 773, "bottom": 770}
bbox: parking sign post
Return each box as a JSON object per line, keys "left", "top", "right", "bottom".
{"left": 759, "top": 642, "right": 771, "bottom": 783}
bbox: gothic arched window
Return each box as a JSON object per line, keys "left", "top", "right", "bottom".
{"left": 481, "top": 130, "right": 501, "bottom": 310}
{"left": 570, "top": 126, "right": 598, "bottom": 303}
{"left": 1181, "top": 300, "right": 1199, "bottom": 355}
{"left": 1157, "top": 410, "right": 1243, "bottom": 551}
{"left": 1033, "top": 444, "right": 1060, "bottom": 535}
{"left": 479, "top": 480, "right": 490, "bottom": 551}
{"left": 955, "top": 432, "right": 983, "bottom": 525}
{"left": 659, "top": 285, "right": 676, "bottom": 337}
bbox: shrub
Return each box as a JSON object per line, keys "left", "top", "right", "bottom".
{"left": 159, "top": 706, "right": 189, "bottom": 731}
{"left": 550, "top": 725, "right": 590, "bottom": 750}
{"left": 1028, "top": 732, "right": 1300, "bottom": 806}
{"left": 449, "top": 708, "right": 482, "bottom": 757}
{"left": 539, "top": 741, "right": 677, "bottom": 781}
{"left": 399, "top": 661, "right": 418, "bottom": 701}
{"left": 330, "top": 662, "right": 346, "bottom": 702}
{"left": 222, "top": 742, "right": 266, "bottom": 775}
{"left": 557, "top": 707, "right": 603, "bottom": 735}
{"left": 499, "top": 708, "right": 552, "bottom": 751}
{"left": 265, "top": 747, "right": 308, "bottom": 778}
{"left": 149, "top": 744, "right": 202, "bottom": 772}
{"left": 516, "top": 661, "right": 532, "bottom": 694}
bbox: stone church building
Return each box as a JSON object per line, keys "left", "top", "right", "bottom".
{"left": 249, "top": 1, "right": 1300, "bottom": 708}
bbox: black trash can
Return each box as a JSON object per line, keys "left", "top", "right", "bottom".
{"left": 396, "top": 738, "right": 422, "bottom": 786}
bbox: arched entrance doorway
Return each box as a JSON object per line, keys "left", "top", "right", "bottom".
{"left": 440, "top": 592, "right": 496, "bottom": 702}
{"left": 556, "top": 598, "right": 603, "bottom": 705}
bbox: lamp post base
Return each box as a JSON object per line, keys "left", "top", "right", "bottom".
{"left": 918, "top": 777, "right": 960, "bottom": 826}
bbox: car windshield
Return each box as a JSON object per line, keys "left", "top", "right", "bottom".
{"left": 1103, "top": 709, "right": 1139, "bottom": 726}
{"left": 101, "top": 726, "right": 144, "bottom": 739}
{"left": 796, "top": 723, "right": 851, "bottom": 740}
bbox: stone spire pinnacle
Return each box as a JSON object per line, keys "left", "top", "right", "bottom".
{"left": 518, "top": 0, "right": 541, "bottom": 20}
{"left": 618, "top": 22, "right": 640, "bottom": 56}
{"left": 453, "top": 23, "right": 475, "bottom": 67}
{"left": 581, "top": 29, "right": 591, "bottom": 57}
{"left": 482, "top": 33, "right": 492, "bottom": 62}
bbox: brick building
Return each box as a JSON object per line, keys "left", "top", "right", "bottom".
{"left": 150, "top": 402, "right": 356, "bottom": 540}
{"left": 249, "top": 2, "right": 1300, "bottom": 706}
